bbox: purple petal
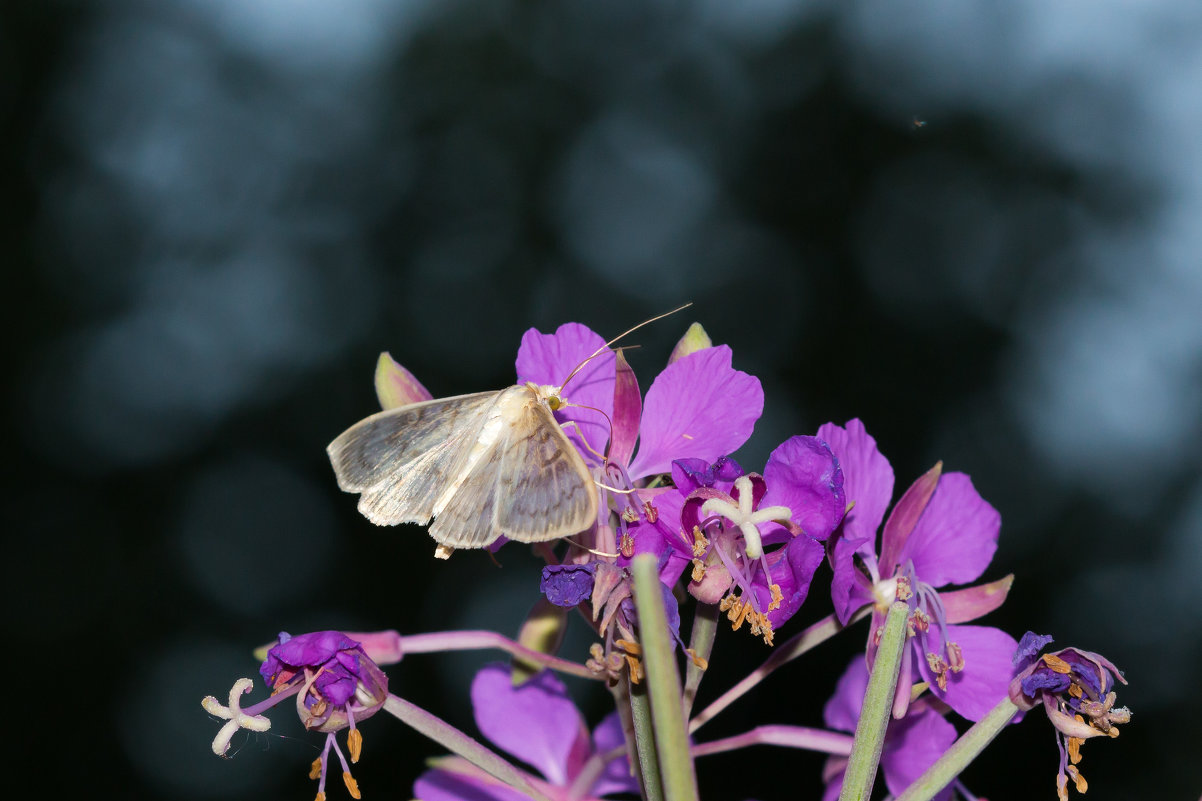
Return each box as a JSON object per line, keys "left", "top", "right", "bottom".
{"left": 1013, "top": 631, "right": 1055, "bottom": 670}
{"left": 762, "top": 436, "right": 846, "bottom": 541}
{"left": 823, "top": 657, "right": 869, "bottom": 733}
{"left": 879, "top": 462, "right": 941, "bottom": 574}
{"left": 621, "top": 489, "right": 691, "bottom": 583}
{"left": 817, "top": 420, "right": 894, "bottom": 544}
{"left": 591, "top": 711, "right": 640, "bottom": 796}
{"left": 260, "top": 630, "right": 359, "bottom": 684}
{"left": 760, "top": 534, "right": 826, "bottom": 629}
{"left": 516, "top": 323, "right": 615, "bottom": 465}
{"left": 899, "top": 472, "right": 1000, "bottom": 588}
{"left": 413, "top": 767, "right": 533, "bottom": 801}
{"left": 540, "top": 564, "right": 598, "bottom": 607}
{"left": 880, "top": 705, "right": 957, "bottom": 801}
{"left": 941, "top": 575, "right": 1014, "bottom": 624}
{"left": 627, "top": 346, "right": 763, "bottom": 479}
{"left": 919, "top": 625, "right": 1019, "bottom": 722}
{"left": 670, "top": 456, "right": 744, "bottom": 495}
{"left": 609, "top": 350, "right": 641, "bottom": 467}
{"left": 470, "top": 664, "right": 589, "bottom": 785}
{"left": 829, "top": 529, "right": 877, "bottom": 626}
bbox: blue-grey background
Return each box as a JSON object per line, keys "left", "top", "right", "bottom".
{"left": 5, "top": 1, "right": 1197, "bottom": 799}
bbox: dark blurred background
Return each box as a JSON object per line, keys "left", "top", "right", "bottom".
{"left": 4, "top": 1, "right": 1198, "bottom": 799}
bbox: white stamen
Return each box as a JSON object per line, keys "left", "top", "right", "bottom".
{"left": 202, "top": 678, "right": 272, "bottom": 756}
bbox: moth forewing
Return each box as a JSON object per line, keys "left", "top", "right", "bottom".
{"left": 494, "top": 389, "right": 598, "bottom": 542}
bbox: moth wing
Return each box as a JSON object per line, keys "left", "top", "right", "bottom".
{"left": 494, "top": 396, "right": 598, "bottom": 542}
{"left": 425, "top": 439, "right": 506, "bottom": 549}
{"left": 327, "top": 391, "right": 499, "bottom": 526}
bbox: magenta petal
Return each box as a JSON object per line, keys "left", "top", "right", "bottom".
{"left": 762, "top": 436, "right": 846, "bottom": 541}
{"left": 900, "top": 472, "right": 1000, "bottom": 587}
{"left": 830, "top": 529, "right": 877, "bottom": 626}
{"left": 941, "top": 575, "right": 1014, "bottom": 624}
{"left": 470, "top": 664, "right": 589, "bottom": 785}
{"left": 516, "top": 323, "right": 615, "bottom": 465}
{"left": 413, "top": 767, "right": 532, "bottom": 801}
{"left": 761, "top": 534, "right": 826, "bottom": 629}
{"left": 591, "top": 711, "right": 640, "bottom": 796}
{"left": 817, "top": 420, "right": 894, "bottom": 544}
{"left": 609, "top": 350, "right": 642, "bottom": 467}
{"left": 880, "top": 706, "right": 957, "bottom": 801}
{"left": 919, "top": 625, "right": 1019, "bottom": 722}
{"left": 823, "top": 657, "right": 869, "bottom": 733}
{"left": 627, "top": 346, "right": 763, "bottom": 479}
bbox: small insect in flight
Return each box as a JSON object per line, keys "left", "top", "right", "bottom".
{"left": 327, "top": 306, "right": 689, "bottom": 558}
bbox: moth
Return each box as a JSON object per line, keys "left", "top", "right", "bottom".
{"left": 327, "top": 307, "right": 688, "bottom": 558}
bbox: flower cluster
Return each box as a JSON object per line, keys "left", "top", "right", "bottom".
{"left": 200, "top": 317, "right": 1131, "bottom": 801}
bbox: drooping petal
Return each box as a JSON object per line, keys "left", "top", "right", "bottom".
{"left": 374, "top": 352, "right": 433, "bottom": 409}
{"left": 608, "top": 350, "right": 641, "bottom": 467}
{"left": 879, "top": 462, "right": 941, "bottom": 575}
{"left": 516, "top": 323, "right": 616, "bottom": 464}
{"left": 941, "top": 575, "right": 1014, "bottom": 624}
{"left": 899, "top": 472, "right": 1000, "bottom": 588}
{"left": 829, "top": 528, "right": 877, "bottom": 626}
{"left": 760, "top": 534, "right": 826, "bottom": 629}
{"left": 918, "top": 624, "right": 1019, "bottom": 722}
{"left": 880, "top": 705, "right": 957, "bottom": 801}
{"left": 591, "top": 711, "right": 640, "bottom": 796}
{"left": 762, "top": 435, "right": 846, "bottom": 541}
{"left": 470, "top": 664, "right": 590, "bottom": 786}
{"left": 817, "top": 419, "right": 894, "bottom": 544}
{"left": 627, "top": 346, "right": 763, "bottom": 479}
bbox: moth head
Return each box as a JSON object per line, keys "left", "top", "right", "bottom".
{"left": 529, "top": 381, "right": 566, "bottom": 410}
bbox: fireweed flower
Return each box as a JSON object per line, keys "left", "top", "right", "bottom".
{"left": 1010, "top": 632, "right": 1131, "bottom": 801}
{"left": 202, "top": 631, "right": 389, "bottom": 800}
{"left": 822, "top": 419, "right": 1017, "bottom": 721}
{"left": 668, "top": 436, "right": 846, "bottom": 645}
{"left": 822, "top": 657, "right": 958, "bottom": 801}
{"left": 413, "top": 663, "right": 638, "bottom": 801}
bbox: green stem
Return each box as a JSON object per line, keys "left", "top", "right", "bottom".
{"left": 382, "top": 694, "right": 553, "bottom": 801}
{"left": 838, "top": 601, "right": 908, "bottom": 801}
{"left": 629, "top": 679, "right": 665, "bottom": 801}
{"left": 682, "top": 602, "right": 718, "bottom": 720}
{"left": 894, "top": 697, "right": 1020, "bottom": 801}
{"left": 632, "top": 554, "right": 700, "bottom": 801}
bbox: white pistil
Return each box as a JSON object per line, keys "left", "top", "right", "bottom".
{"left": 202, "top": 678, "right": 272, "bottom": 756}
{"left": 699, "top": 476, "right": 793, "bottom": 560}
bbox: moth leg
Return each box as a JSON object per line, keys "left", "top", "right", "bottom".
{"left": 559, "top": 419, "right": 607, "bottom": 464}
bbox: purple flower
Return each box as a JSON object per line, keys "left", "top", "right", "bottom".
{"left": 822, "top": 657, "right": 958, "bottom": 801}
{"left": 204, "top": 631, "right": 389, "bottom": 800}
{"left": 1010, "top": 633, "right": 1131, "bottom": 801}
{"left": 413, "top": 664, "right": 638, "bottom": 801}
{"left": 540, "top": 563, "right": 598, "bottom": 607}
{"left": 667, "top": 436, "right": 846, "bottom": 644}
{"left": 822, "top": 419, "right": 1017, "bottom": 722}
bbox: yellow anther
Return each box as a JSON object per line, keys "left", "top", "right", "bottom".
{"left": 622, "top": 508, "right": 639, "bottom": 523}
{"left": 615, "top": 638, "right": 642, "bottom": 655}
{"left": 1042, "top": 653, "right": 1072, "bottom": 673}
{"left": 624, "top": 654, "right": 645, "bottom": 684}
{"left": 309, "top": 758, "right": 323, "bottom": 780}
{"left": 348, "top": 729, "right": 363, "bottom": 763}
{"left": 643, "top": 501, "right": 659, "bottom": 523}
{"left": 316, "top": 792, "right": 326, "bottom": 801}
{"left": 691, "top": 526, "right": 709, "bottom": 557}
{"left": 343, "top": 771, "right": 362, "bottom": 799}
{"left": 686, "top": 649, "right": 708, "bottom": 670}
{"left": 1067, "top": 764, "right": 1088, "bottom": 795}
{"left": 768, "top": 583, "right": 782, "bottom": 612}
{"left": 691, "top": 559, "right": 706, "bottom": 582}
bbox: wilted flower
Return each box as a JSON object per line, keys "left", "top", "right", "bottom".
{"left": 414, "top": 664, "right": 638, "bottom": 801}
{"left": 203, "top": 631, "right": 389, "bottom": 800}
{"left": 823, "top": 419, "right": 1016, "bottom": 721}
{"left": 1010, "top": 632, "right": 1131, "bottom": 801}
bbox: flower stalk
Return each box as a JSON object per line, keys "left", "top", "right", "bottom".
{"left": 838, "top": 601, "right": 908, "bottom": 801}
{"left": 632, "top": 553, "right": 700, "bottom": 801}
{"left": 894, "top": 696, "right": 1019, "bottom": 801}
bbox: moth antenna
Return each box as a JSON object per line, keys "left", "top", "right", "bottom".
{"left": 558, "top": 303, "right": 692, "bottom": 392}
